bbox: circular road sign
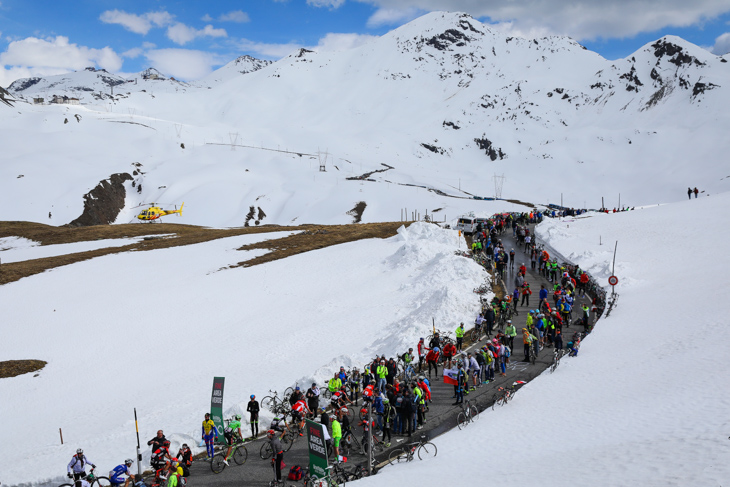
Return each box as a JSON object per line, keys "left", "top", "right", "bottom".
{"left": 608, "top": 275, "right": 619, "bottom": 286}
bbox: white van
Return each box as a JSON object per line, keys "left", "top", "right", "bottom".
{"left": 456, "top": 216, "right": 477, "bottom": 234}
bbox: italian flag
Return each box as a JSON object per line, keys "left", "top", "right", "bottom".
{"left": 443, "top": 368, "right": 459, "bottom": 386}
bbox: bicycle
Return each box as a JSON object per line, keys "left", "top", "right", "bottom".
{"left": 388, "top": 434, "right": 437, "bottom": 463}
{"left": 456, "top": 399, "right": 479, "bottom": 430}
{"left": 259, "top": 432, "right": 294, "bottom": 459}
{"left": 550, "top": 348, "right": 567, "bottom": 373}
{"left": 528, "top": 341, "right": 537, "bottom": 365}
{"left": 261, "top": 390, "right": 286, "bottom": 414}
{"left": 60, "top": 468, "right": 111, "bottom": 487}
{"left": 210, "top": 440, "right": 248, "bottom": 474}
{"left": 470, "top": 322, "right": 484, "bottom": 342}
{"left": 492, "top": 381, "right": 524, "bottom": 409}
{"left": 303, "top": 464, "right": 347, "bottom": 487}
{"left": 268, "top": 457, "right": 290, "bottom": 487}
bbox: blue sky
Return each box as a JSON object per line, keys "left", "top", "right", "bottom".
{"left": 1, "top": 0, "right": 730, "bottom": 85}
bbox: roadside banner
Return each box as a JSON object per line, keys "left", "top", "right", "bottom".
{"left": 211, "top": 377, "right": 225, "bottom": 444}
{"left": 443, "top": 368, "right": 459, "bottom": 386}
{"left": 306, "top": 419, "right": 329, "bottom": 479}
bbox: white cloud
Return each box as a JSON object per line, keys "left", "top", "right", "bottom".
{"left": 219, "top": 10, "right": 250, "bottom": 23}
{"left": 99, "top": 10, "right": 174, "bottom": 35}
{"left": 122, "top": 47, "right": 143, "bottom": 58}
{"left": 314, "top": 33, "right": 378, "bottom": 51}
{"left": 358, "top": 0, "right": 730, "bottom": 40}
{"left": 0, "top": 36, "right": 122, "bottom": 72}
{"left": 233, "top": 38, "right": 304, "bottom": 58}
{"left": 307, "top": 0, "right": 346, "bottom": 8}
{"left": 144, "top": 48, "right": 223, "bottom": 80}
{"left": 710, "top": 32, "right": 730, "bottom": 54}
{"left": 366, "top": 7, "right": 423, "bottom": 28}
{"left": 167, "top": 23, "right": 227, "bottom": 45}
{"left": 201, "top": 14, "right": 213, "bottom": 22}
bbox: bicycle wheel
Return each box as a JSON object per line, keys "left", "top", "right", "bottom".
{"left": 211, "top": 454, "right": 227, "bottom": 474}
{"left": 92, "top": 477, "right": 111, "bottom": 487}
{"left": 260, "top": 441, "right": 273, "bottom": 459}
{"left": 417, "top": 442, "right": 437, "bottom": 460}
{"left": 233, "top": 445, "right": 248, "bottom": 465}
{"left": 261, "top": 396, "right": 276, "bottom": 412}
{"left": 469, "top": 403, "right": 479, "bottom": 421}
{"left": 389, "top": 448, "right": 405, "bottom": 463}
{"left": 282, "top": 433, "right": 294, "bottom": 452}
{"left": 457, "top": 411, "right": 468, "bottom": 429}
{"left": 372, "top": 440, "right": 385, "bottom": 453}
{"left": 530, "top": 350, "right": 536, "bottom": 365}
{"left": 470, "top": 330, "right": 479, "bottom": 342}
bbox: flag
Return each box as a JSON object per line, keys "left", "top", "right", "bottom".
{"left": 443, "top": 368, "right": 459, "bottom": 386}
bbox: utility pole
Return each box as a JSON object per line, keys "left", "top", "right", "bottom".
{"left": 134, "top": 408, "right": 142, "bottom": 477}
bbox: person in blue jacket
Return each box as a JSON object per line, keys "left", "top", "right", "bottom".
{"left": 109, "top": 459, "right": 136, "bottom": 487}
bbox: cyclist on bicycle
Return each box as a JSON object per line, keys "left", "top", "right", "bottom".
{"left": 109, "top": 459, "right": 136, "bottom": 487}
{"left": 150, "top": 440, "right": 173, "bottom": 471}
{"left": 222, "top": 414, "right": 244, "bottom": 466}
{"left": 68, "top": 448, "right": 96, "bottom": 481}
{"left": 291, "top": 397, "right": 311, "bottom": 435}
{"left": 330, "top": 388, "right": 352, "bottom": 411}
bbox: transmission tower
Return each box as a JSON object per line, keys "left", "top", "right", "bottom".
{"left": 318, "top": 148, "right": 329, "bottom": 172}
{"left": 493, "top": 173, "right": 505, "bottom": 199}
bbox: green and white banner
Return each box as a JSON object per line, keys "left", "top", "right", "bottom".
{"left": 211, "top": 377, "right": 225, "bottom": 444}
{"left": 305, "top": 419, "right": 329, "bottom": 479}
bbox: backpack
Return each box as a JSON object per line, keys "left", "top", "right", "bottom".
{"left": 287, "top": 466, "right": 303, "bottom": 481}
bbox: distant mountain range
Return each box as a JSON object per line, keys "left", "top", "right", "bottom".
{"left": 1, "top": 12, "right": 728, "bottom": 227}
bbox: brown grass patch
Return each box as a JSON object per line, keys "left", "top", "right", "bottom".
{"left": 0, "top": 359, "right": 47, "bottom": 378}
{"left": 0, "top": 221, "right": 409, "bottom": 285}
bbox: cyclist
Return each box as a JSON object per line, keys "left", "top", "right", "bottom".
{"left": 247, "top": 394, "right": 260, "bottom": 438}
{"left": 505, "top": 320, "right": 517, "bottom": 351}
{"left": 222, "top": 414, "right": 244, "bottom": 466}
{"left": 291, "top": 397, "right": 311, "bottom": 435}
{"left": 428, "top": 332, "right": 441, "bottom": 351}
{"left": 337, "top": 407, "right": 353, "bottom": 454}
{"left": 109, "top": 459, "right": 135, "bottom": 487}
{"left": 267, "top": 429, "right": 284, "bottom": 484}
{"left": 376, "top": 359, "right": 388, "bottom": 392}
{"left": 331, "top": 412, "right": 342, "bottom": 461}
{"left": 330, "top": 388, "right": 352, "bottom": 412}
{"left": 288, "top": 386, "right": 304, "bottom": 407}
{"left": 337, "top": 366, "right": 348, "bottom": 383}
{"left": 425, "top": 346, "right": 440, "bottom": 380}
{"left": 67, "top": 448, "right": 96, "bottom": 481}
{"left": 417, "top": 338, "right": 427, "bottom": 372}
{"left": 305, "top": 383, "right": 320, "bottom": 417}
{"left": 201, "top": 413, "right": 218, "bottom": 461}
{"left": 348, "top": 368, "right": 361, "bottom": 404}
{"left": 522, "top": 328, "right": 537, "bottom": 362}
{"left": 166, "top": 461, "right": 183, "bottom": 487}
{"left": 328, "top": 373, "right": 342, "bottom": 396}
{"left": 150, "top": 440, "right": 173, "bottom": 471}
{"left": 442, "top": 341, "right": 456, "bottom": 368}
{"left": 455, "top": 323, "right": 465, "bottom": 352}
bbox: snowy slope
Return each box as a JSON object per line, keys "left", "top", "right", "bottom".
{"left": 357, "top": 193, "right": 730, "bottom": 487}
{"left": 1, "top": 12, "right": 729, "bottom": 229}
{"left": 0, "top": 223, "right": 487, "bottom": 486}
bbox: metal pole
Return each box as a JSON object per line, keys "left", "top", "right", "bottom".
{"left": 367, "top": 400, "right": 373, "bottom": 476}
{"left": 59, "top": 427, "right": 64, "bottom": 445}
{"left": 611, "top": 241, "right": 618, "bottom": 297}
{"left": 134, "top": 408, "right": 142, "bottom": 477}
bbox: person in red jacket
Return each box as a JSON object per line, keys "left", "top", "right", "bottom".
{"left": 425, "top": 347, "right": 440, "bottom": 380}
{"left": 518, "top": 263, "right": 527, "bottom": 276}
{"left": 520, "top": 283, "right": 532, "bottom": 307}
{"left": 579, "top": 272, "right": 589, "bottom": 297}
{"left": 442, "top": 342, "right": 457, "bottom": 368}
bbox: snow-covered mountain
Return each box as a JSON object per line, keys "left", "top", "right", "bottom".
{"left": 1, "top": 11, "right": 728, "bottom": 228}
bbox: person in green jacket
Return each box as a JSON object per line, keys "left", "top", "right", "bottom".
{"left": 328, "top": 373, "right": 342, "bottom": 394}
{"left": 413, "top": 383, "right": 425, "bottom": 429}
{"left": 455, "top": 323, "right": 465, "bottom": 351}
{"left": 376, "top": 360, "right": 388, "bottom": 392}
{"left": 505, "top": 320, "right": 517, "bottom": 351}
{"left": 331, "top": 415, "right": 342, "bottom": 461}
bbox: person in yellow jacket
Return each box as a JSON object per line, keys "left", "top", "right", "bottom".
{"left": 328, "top": 373, "right": 342, "bottom": 394}
{"left": 166, "top": 461, "right": 184, "bottom": 487}
{"left": 455, "top": 323, "right": 465, "bottom": 351}
{"left": 331, "top": 415, "right": 342, "bottom": 461}
{"left": 376, "top": 359, "right": 388, "bottom": 392}
{"left": 522, "top": 328, "right": 536, "bottom": 362}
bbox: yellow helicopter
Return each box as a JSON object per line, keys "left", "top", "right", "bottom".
{"left": 136, "top": 202, "right": 184, "bottom": 222}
